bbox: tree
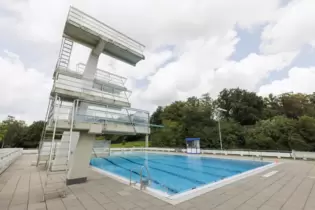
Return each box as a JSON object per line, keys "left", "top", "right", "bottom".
{"left": 1, "top": 118, "right": 27, "bottom": 148}
{"left": 22, "top": 121, "right": 45, "bottom": 148}
{"left": 297, "top": 116, "right": 315, "bottom": 150}
{"left": 279, "top": 93, "right": 311, "bottom": 119}
{"left": 150, "top": 106, "right": 163, "bottom": 125}
{"left": 0, "top": 122, "right": 8, "bottom": 148}
{"left": 216, "top": 88, "right": 264, "bottom": 125}
{"left": 263, "top": 93, "right": 282, "bottom": 119}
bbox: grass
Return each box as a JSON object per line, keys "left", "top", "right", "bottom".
{"left": 111, "top": 141, "right": 148, "bottom": 148}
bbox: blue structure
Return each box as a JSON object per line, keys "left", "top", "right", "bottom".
{"left": 185, "top": 138, "right": 200, "bottom": 154}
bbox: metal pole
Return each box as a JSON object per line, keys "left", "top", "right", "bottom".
{"left": 67, "top": 100, "right": 76, "bottom": 164}
{"left": 47, "top": 95, "right": 60, "bottom": 171}
{"left": 145, "top": 134, "right": 149, "bottom": 148}
{"left": 218, "top": 119, "right": 223, "bottom": 150}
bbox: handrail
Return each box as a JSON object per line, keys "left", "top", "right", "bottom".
{"left": 140, "top": 165, "right": 151, "bottom": 190}
{"left": 37, "top": 98, "right": 52, "bottom": 166}
{"left": 46, "top": 95, "right": 61, "bottom": 172}
{"left": 76, "top": 63, "right": 127, "bottom": 83}
{"left": 92, "top": 148, "right": 98, "bottom": 158}
{"left": 68, "top": 7, "right": 144, "bottom": 54}
{"left": 54, "top": 77, "right": 130, "bottom": 102}
{"left": 129, "top": 165, "right": 151, "bottom": 189}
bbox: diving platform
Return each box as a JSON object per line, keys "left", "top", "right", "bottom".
{"left": 64, "top": 7, "right": 145, "bottom": 66}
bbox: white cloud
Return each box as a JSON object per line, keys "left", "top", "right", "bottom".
{"left": 0, "top": 51, "right": 51, "bottom": 123}
{"left": 258, "top": 67, "right": 315, "bottom": 96}
{"left": 141, "top": 32, "right": 298, "bottom": 108}
{"left": 261, "top": 0, "right": 315, "bottom": 54}
{"left": 212, "top": 51, "right": 298, "bottom": 93}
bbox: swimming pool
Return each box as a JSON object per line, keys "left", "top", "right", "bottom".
{"left": 90, "top": 152, "right": 272, "bottom": 197}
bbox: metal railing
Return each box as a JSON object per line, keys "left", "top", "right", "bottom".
{"left": 102, "top": 147, "right": 315, "bottom": 161}
{"left": 53, "top": 74, "right": 131, "bottom": 103}
{"left": 129, "top": 165, "right": 151, "bottom": 190}
{"left": 47, "top": 101, "right": 150, "bottom": 129}
{"left": 76, "top": 63, "right": 127, "bottom": 86}
{"left": 67, "top": 7, "right": 145, "bottom": 55}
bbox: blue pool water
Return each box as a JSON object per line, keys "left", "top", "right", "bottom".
{"left": 90, "top": 152, "right": 269, "bottom": 195}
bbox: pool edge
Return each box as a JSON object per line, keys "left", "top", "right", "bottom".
{"left": 91, "top": 159, "right": 281, "bottom": 205}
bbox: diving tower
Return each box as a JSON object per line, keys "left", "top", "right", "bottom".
{"left": 37, "top": 6, "right": 151, "bottom": 199}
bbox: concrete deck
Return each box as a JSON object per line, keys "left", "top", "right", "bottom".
{"left": 1, "top": 155, "right": 315, "bottom": 210}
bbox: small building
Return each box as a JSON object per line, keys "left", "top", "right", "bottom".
{"left": 185, "top": 138, "right": 201, "bottom": 154}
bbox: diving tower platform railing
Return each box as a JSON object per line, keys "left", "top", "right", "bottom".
{"left": 64, "top": 6, "right": 145, "bottom": 66}
{"left": 55, "top": 62, "right": 128, "bottom": 91}
{"left": 46, "top": 97, "right": 151, "bottom": 135}
{"left": 52, "top": 71, "right": 131, "bottom": 107}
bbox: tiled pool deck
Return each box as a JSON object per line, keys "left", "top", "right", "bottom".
{"left": 1, "top": 154, "right": 315, "bottom": 210}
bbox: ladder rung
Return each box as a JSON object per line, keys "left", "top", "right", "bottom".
{"left": 61, "top": 50, "right": 71, "bottom": 55}
{"left": 64, "top": 39, "right": 72, "bottom": 44}
{"left": 61, "top": 52, "right": 71, "bottom": 56}
{"left": 60, "top": 61, "right": 68, "bottom": 64}
{"left": 59, "top": 56, "right": 69, "bottom": 59}
{"left": 64, "top": 41, "right": 73, "bottom": 46}
{"left": 62, "top": 45, "right": 72, "bottom": 50}
{"left": 63, "top": 43, "right": 72, "bottom": 47}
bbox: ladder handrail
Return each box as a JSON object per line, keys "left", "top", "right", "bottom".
{"left": 140, "top": 165, "right": 151, "bottom": 189}
{"left": 46, "top": 95, "right": 61, "bottom": 172}
{"left": 37, "top": 97, "right": 52, "bottom": 166}
{"left": 92, "top": 148, "right": 98, "bottom": 158}
{"left": 129, "top": 165, "right": 151, "bottom": 188}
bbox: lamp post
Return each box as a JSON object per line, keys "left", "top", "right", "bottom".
{"left": 216, "top": 107, "right": 227, "bottom": 150}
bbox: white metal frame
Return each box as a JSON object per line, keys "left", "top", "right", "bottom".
{"left": 67, "top": 7, "right": 144, "bottom": 55}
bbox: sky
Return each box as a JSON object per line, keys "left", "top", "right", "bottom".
{"left": 0, "top": 0, "right": 315, "bottom": 124}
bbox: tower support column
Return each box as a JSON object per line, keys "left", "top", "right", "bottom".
{"left": 66, "top": 132, "right": 95, "bottom": 185}
{"left": 83, "top": 39, "right": 106, "bottom": 80}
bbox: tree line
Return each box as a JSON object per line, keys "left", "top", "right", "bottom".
{"left": 149, "top": 88, "right": 315, "bottom": 151}
{"left": 1, "top": 88, "right": 315, "bottom": 151}
{"left": 0, "top": 116, "right": 44, "bottom": 148}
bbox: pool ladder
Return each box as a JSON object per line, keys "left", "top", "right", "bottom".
{"left": 252, "top": 154, "right": 264, "bottom": 162}
{"left": 129, "top": 165, "right": 151, "bottom": 190}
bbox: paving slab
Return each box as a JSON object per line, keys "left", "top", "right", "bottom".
{"left": 1, "top": 154, "right": 315, "bottom": 210}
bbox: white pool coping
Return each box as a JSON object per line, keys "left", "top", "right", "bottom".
{"left": 91, "top": 154, "right": 280, "bottom": 205}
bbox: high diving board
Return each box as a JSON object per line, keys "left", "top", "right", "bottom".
{"left": 64, "top": 7, "right": 145, "bottom": 66}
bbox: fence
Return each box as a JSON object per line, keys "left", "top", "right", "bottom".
{"left": 109, "top": 147, "right": 315, "bottom": 160}
{"left": 18, "top": 147, "right": 315, "bottom": 162}
{"left": 0, "top": 148, "right": 23, "bottom": 174}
